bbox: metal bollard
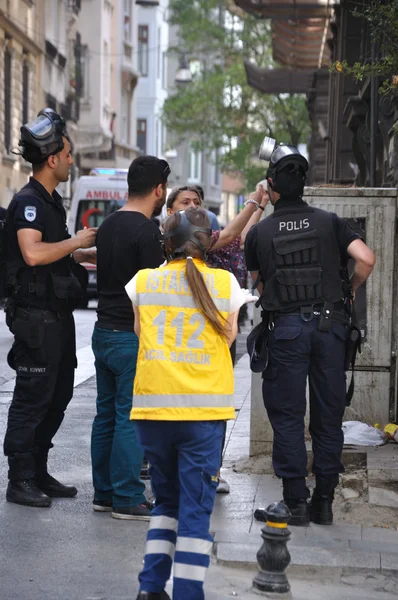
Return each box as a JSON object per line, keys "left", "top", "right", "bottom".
{"left": 252, "top": 501, "right": 292, "bottom": 598}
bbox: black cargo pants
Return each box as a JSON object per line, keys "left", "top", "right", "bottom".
{"left": 3, "top": 307, "right": 76, "bottom": 481}
{"left": 262, "top": 314, "right": 348, "bottom": 500}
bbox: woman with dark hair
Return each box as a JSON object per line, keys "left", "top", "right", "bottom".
{"left": 166, "top": 184, "right": 269, "bottom": 494}
{"left": 125, "top": 207, "right": 250, "bottom": 600}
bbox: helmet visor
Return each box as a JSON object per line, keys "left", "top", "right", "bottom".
{"left": 25, "top": 115, "right": 54, "bottom": 139}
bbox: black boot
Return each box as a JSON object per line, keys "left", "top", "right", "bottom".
{"left": 37, "top": 474, "right": 78, "bottom": 498}
{"left": 310, "top": 492, "right": 333, "bottom": 525}
{"left": 35, "top": 449, "right": 77, "bottom": 498}
{"left": 136, "top": 592, "right": 171, "bottom": 600}
{"left": 283, "top": 498, "right": 310, "bottom": 526}
{"left": 6, "top": 479, "right": 52, "bottom": 508}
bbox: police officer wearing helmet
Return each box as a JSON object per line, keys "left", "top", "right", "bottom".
{"left": 3, "top": 108, "right": 97, "bottom": 508}
{"left": 245, "top": 138, "right": 375, "bottom": 526}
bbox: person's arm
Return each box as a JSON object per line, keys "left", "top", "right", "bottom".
{"left": 73, "top": 248, "right": 97, "bottom": 265}
{"left": 244, "top": 223, "right": 264, "bottom": 293}
{"left": 250, "top": 270, "right": 263, "bottom": 296}
{"left": 226, "top": 311, "right": 239, "bottom": 347}
{"left": 133, "top": 304, "right": 141, "bottom": 337}
{"left": 17, "top": 228, "right": 97, "bottom": 267}
{"left": 240, "top": 189, "right": 269, "bottom": 247}
{"left": 212, "top": 185, "right": 266, "bottom": 251}
{"left": 347, "top": 239, "right": 375, "bottom": 295}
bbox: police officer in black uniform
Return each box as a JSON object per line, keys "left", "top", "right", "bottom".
{"left": 245, "top": 139, "right": 375, "bottom": 525}
{"left": 3, "top": 108, "right": 97, "bottom": 508}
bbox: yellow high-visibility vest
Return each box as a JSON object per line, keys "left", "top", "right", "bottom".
{"left": 131, "top": 258, "right": 235, "bottom": 421}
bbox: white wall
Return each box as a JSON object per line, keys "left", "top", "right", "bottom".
{"left": 135, "top": 0, "right": 169, "bottom": 156}
{"left": 42, "top": 0, "right": 68, "bottom": 105}
{"left": 78, "top": 0, "right": 113, "bottom": 137}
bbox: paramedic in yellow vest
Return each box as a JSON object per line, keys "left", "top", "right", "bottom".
{"left": 125, "top": 208, "right": 250, "bottom": 600}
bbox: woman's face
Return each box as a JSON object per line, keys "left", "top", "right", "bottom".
{"left": 167, "top": 190, "right": 202, "bottom": 215}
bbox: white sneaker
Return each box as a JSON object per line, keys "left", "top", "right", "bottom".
{"left": 216, "top": 477, "right": 230, "bottom": 494}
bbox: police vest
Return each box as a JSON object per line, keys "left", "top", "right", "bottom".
{"left": 6, "top": 187, "right": 87, "bottom": 312}
{"left": 131, "top": 259, "right": 235, "bottom": 422}
{"left": 255, "top": 204, "right": 344, "bottom": 312}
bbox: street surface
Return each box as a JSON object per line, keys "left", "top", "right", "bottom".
{"left": 0, "top": 306, "right": 397, "bottom": 600}
{"left": 0, "top": 304, "right": 249, "bottom": 600}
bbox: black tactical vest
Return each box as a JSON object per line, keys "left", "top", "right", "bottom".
{"left": 6, "top": 185, "right": 86, "bottom": 312}
{"left": 255, "top": 204, "right": 344, "bottom": 312}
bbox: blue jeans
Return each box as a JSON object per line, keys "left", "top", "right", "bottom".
{"left": 136, "top": 420, "right": 225, "bottom": 600}
{"left": 91, "top": 327, "right": 146, "bottom": 507}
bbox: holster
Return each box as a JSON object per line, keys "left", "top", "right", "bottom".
{"left": 247, "top": 311, "right": 270, "bottom": 373}
{"left": 318, "top": 301, "right": 334, "bottom": 333}
{"left": 4, "top": 296, "right": 16, "bottom": 331}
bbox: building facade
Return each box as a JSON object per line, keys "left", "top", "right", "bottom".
{"left": 0, "top": 0, "right": 44, "bottom": 207}
{"left": 73, "top": 0, "right": 140, "bottom": 174}
{"left": 236, "top": 0, "right": 398, "bottom": 188}
{"left": 135, "top": 0, "right": 168, "bottom": 158}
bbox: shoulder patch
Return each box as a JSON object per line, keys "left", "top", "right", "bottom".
{"left": 24, "top": 206, "right": 37, "bottom": 222}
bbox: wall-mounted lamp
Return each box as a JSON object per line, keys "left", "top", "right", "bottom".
{"left": 175, "top": 54, "right": 193, "bottom": 84}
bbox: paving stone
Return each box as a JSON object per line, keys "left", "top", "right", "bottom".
{"left": 306, "top": 522, "right": 362, "bottom": 540}
{"left": 367, "top": 446, "right": 398, "bottom": 482}
{"left": 289, "top": 547, "right": 380, "bottom": 569}
{"left": 362, "top": 526, "right": 398, "bottom": 544}
{"left": 216, "top": 542, "right": 381, "bottom": 570}
{"left": 217, "top": 542, "right": 257, "bottom": 565}
{"left": 210, "top": 520, "right": 252, "bottom": 534}
{"left": 381, "top": 553, "right": 398, "bottom": 571}
{"left": 350, "top": 540, "right": 398, "bottom": 555}
{"left": 369, "top": 485, "right": 398, "bottom": 508}
{"left": 213, "top": 530, "right": 258, "bottom": 544}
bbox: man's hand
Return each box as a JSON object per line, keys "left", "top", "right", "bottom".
{"left": 241, "top": 289, "right": 258, "bottom": 304}
{"left": 73, "top": 248, "right": 97, "bottom": 265}
{"left": 76, "top": 227, "right": 98, "bottom": 249}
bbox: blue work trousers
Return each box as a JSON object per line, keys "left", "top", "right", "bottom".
{"left": 262, "top": 315, "right": 348, "bottom": 499}
{"left": 91, "top": 327, "right": 146, "bottom": 507}
{"left": 136, "top": 420, "right": 225, "bottom": 600}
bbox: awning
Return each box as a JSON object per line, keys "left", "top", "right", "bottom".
{"left": 272, "top": 18, "right": 331, "bottom": 69}
{"left": 234, "top": 0, "right": 331, "bottom": 19}
{"left": 244, "top": 61, "right": 314, "bottom": 94}
{"left": 235, "top": 0, "right": 332, "bottom": 69}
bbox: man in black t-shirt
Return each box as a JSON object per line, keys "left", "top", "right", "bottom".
{"left": 91, "top": 155, "right": 170, "bottom": 520}
{"left": 245, "top": 144, "right": 375, "bottom": 527}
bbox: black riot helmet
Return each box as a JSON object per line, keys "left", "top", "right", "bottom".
{"left": 258, "top": 136, "right": 309, "bottom": 197}
{"left": 17, "top": 108, "right": 68, "bottom": 165}
{"left": 163, "top": 209, "right": 212, "bottom": 260}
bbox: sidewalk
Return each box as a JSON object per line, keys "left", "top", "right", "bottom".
{"left": 211, "top": 354, "right": 398, "bottom": 581}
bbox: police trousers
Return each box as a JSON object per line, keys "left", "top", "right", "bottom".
{"left": 136, "top": 420, "right": 225, "bottom": 600}
{"left": 3, "top": 308, "right": 76, "bottom": 481}
{"left": 262, "top": 315, "right": 348, "bottom": 500}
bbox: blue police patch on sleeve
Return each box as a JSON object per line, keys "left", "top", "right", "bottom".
{"left": 24, "top": 206, "right": 37, "bottom": 222}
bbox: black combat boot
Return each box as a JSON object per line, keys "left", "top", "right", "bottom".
{"left": 310, "top": 492, "right": 333, "bottom": 525}
{"left": 136, "top": 592, "right": 171, "bottom": 600}
{"left": 6, "top": 479, "right": 52, "bottom": 507}
{"left": 283, "top": 498, "right": 310, "bottom": 526}
{"left": 35, "top": 449, "right": 77, "bottom": 498}
{"left": 282, "top": 477, "right": 310, "bottom": 526}
{"left": 310, "top": 475, "right": 337, "bottom": 525}
{"left": 37, "top": 473, "right": 78, "bottom": 498}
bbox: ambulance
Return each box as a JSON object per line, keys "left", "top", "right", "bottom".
{"left": 68, "top": 168, "right": 129, "bottom": 307}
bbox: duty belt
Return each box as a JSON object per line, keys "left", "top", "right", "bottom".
{"left": 15, "top": 306, "right": 70, "bottom": 321}
{"left": 272, "top": 302, "right": 348, "bottom": 327}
